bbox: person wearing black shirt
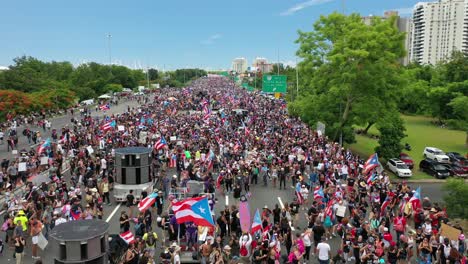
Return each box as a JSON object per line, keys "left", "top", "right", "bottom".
{"left": 217, "top": 211, "right": 228, "bottom": 239}
{"left": 252, "top": 244, "right": 266, "bottom": 264}
{"left": 233, "top": 184, "right": 241, "bottom": 199}
{"left": 126, "top": 190, "right": 135, "bottom": 218}
{"left": 272, "top": 204, "right": 281, "bottom": 225}
{"left": 14, "top": 235, "right": 25, "bottom": 262}
{"left": 312, "top": 221, "right": 325, "bottom": 248}
{"left": 155, "top": 191, "right": 164, "bottom": 215}
{"left": 120, "top": 211, "right": 130, "bottom": 233}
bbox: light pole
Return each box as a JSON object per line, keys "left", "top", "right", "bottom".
{"left": 107, "top": 34, "right": 112, "bottom": 65}
{"left": 295, "top": 57, "right": 299, "bottom": 99}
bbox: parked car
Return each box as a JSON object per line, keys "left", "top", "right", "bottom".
{"left": 446, "top": 152, "right": 467, "bottom": 163}
{"left": 419, "top": 159, "right": 451, "bottom": 179}
{"left": 387, "top": 159, "right": 412, "bottom": 177}
{"left": 399, "top": 153, "right": 414, "bottom": 169}
{"left": 441, "top": 163, "right": 468, "bottom": 178}
{"left": 423, "top": 147, "right": 450, "bottom": 163}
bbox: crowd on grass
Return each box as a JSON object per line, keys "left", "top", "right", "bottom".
{"left": 0, "top": 77, "right": 466, "bottom": 264}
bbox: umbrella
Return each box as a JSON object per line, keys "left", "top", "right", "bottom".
{"left": 167, "top": 97, "right": 178, "bottom": 101}
{"left": 98, "top": 94, "right": 112, "bottom": 99}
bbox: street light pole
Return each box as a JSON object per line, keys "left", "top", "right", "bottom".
{"left": 295, "top": 57, "right": 299, "bottom": 99}
{"left": 107, "top": 34, "right": 112, "bottom": 65}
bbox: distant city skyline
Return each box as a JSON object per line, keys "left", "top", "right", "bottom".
{"left": 0, "top": 0, "right": 424, "bottom": 70}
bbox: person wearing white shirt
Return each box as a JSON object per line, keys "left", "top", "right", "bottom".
{"left": 315, "top": 239, "right": 331, "bottom": 264}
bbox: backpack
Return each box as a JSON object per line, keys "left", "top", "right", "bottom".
{"left": 240, "top": 242, "right": 248, "bottom": 257}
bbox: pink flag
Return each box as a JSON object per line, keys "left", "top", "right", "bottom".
{"left": 239, "top": 198, "right": 251, "bottom": 234}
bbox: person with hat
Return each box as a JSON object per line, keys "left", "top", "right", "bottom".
{"left": 142, "top": 229, "right": 158, "bottom": 257}
{"left": 222, "top": 245, "right": 232, "bottom": 263}
{"left": 13, "top": 210, "right": 28, "bottom": 235}
{"left": 200, "top": 236, "right": 213, "bottom": 264}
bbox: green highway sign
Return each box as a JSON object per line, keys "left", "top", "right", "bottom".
{"left": 262, "top": 75, "right": 287, "bottom": 93}
{"left": 219, "top": 71, "right": 229, "bottom": 77}
{"left": 241, "top": 83, "right": 254, "bottom": 91}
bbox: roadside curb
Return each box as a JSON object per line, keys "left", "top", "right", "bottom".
{"left": 391, "top": 179, "right": 468, "bottom": 183}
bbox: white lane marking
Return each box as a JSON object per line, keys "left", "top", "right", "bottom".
{"left": 277, "top": 197, "right": 295, "bottom": 231}
{"left": 225, "top": 195, "right": 229, "bottom": 206}
{"left": 277, "top": 197, "right": 284, "bottom": 208}
{"left": 106, "top": 203, "right": 121, "bottom": 223}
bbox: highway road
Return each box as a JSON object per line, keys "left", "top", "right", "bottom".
{"left": 0, "top": 97, "right": 450, "bottom": 264}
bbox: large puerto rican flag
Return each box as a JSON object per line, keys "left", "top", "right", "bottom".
{"left": 154, "top": 137, "right": 167, "bottom": 150}
{"left": 101, "top": 120, "right": 116, "bottom": 132}
{"left": 363, "top": 153, "right": 380, "bottom": 175}
{"left": 172, "top": 197, "right": 215, "bottom": 227}
{"left": 138, "top": 192, "right": 158, "bottom": 212}
{"left": 119, "top": 230, "right": 135, "bottom": 244}
{"left": 251, "top": 209, "right": 262, "bottom": 234}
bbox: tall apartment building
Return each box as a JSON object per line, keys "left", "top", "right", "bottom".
{"left": 231, "top": 58, "right": 248, "bottom": 73}
{"left": 252, "top": 57, "right": 273, "bottom": 73}
{"left": 409, "top": 0, "right": 468, "bottom": 65}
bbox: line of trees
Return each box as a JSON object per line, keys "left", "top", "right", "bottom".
{"left": 0, "top": 56, "right": 207, "bottom": 121}
{"left": 289, "top": 12, "right": 468, "bottom": 160}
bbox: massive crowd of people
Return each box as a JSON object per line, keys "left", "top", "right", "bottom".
{"left": 0, "top": 77, "right": 466, "bottom": 264}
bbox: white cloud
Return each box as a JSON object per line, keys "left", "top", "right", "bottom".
{"left": 201, "top": 34, "right": 222, "bottom": 45}
{"left": 280, "top": 0, "right": 334, "bottom": 16}
{"left": 392, "top": 7, "right": 414, "bottom": 16}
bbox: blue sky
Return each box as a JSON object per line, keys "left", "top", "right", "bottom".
{"left": 0, "top": 0, "right": 424, "bottom": 70}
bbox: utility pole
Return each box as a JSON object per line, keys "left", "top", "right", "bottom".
{"left": 295, "top": 57, "right": 299, "bottom": 99}
{"left": 107, "top": 34, "right": 112, "bottom": 65}
{"left": 146, "top": 67, "right": 150, "bottom": 89}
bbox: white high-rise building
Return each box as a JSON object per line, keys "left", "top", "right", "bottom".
{"left": 409, "top": 0, "right": 468, "bottom": 65}
{"left": 231, "top": 58, "right": 247, "bottom": 73}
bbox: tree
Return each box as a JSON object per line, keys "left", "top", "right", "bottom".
{"left": 148, "top": 68, "right": 159, "bottom": 81}
{"left": 443, "top": 179, "right": 468, "bottom": 219}
{"left": 375, "top": 112, "right": 406, "bottom": 161}
{"left": 448, "top": 95, "right": 468, "bottom": 145}
{"left": 293, "top": 13, "right": 406, "bottom": 143}
{"left": 102, "top": 83, "right": 123, "bottom": 94}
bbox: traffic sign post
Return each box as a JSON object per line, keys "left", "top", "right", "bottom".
{"left": 262, "top": 75, "right": 287, "bottom": 93}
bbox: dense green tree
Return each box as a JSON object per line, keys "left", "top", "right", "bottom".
{"left": 443, "top": 179, "right": 468, "bottom": 219}
{"left": 148, "top": 68, "right": 159, "bottom": 81}
{"left": 293, "top": 13, "right": 405, "bottom": 143}
{"left": 375, "top": 112, "right": 406, "bottom": 160}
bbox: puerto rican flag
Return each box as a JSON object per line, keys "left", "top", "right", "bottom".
{"left": 325, "top": 199, "right": 335, "bottom": 220}
{"left": 409, "top": 186, "right": 421, "bottom": 210}
{"left": 119, "top": 230, "right": 135, "bottom": 244}
{"left": 37, "top": 138, "right": 51, "bottom": 154}
{"left": 99, "top": 104, "right": 110, "bottom": 111}
{"left": 295, "top": 183, "right": 304, "bottom": 204}
{"left": 154, "top": 137, "right": 167, "bottom": 150}
{"left": 169, "top": 153, "right": 177, "bottom": 168}
{"left": 251, "top": 209, "right": 262, "bottom": 234}
{"left": 367, "top": 173, "right": 377, "bottom": 185}
{"left": 363, "top": 153, "right": 380, "bottom": 175}
{"left": 313, "top": 186, "right": 324, "bottom": 200}
{"left": 101, "top": 120, "right": 116, "bottom": 132}
{"left": 138, "top": 192, "right": 158, "bottom": 212}
{"left": 173, "top": 197, "right": 215, "bottom": 227}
